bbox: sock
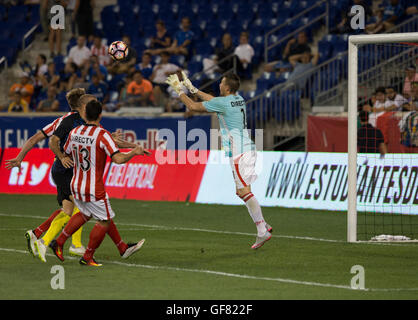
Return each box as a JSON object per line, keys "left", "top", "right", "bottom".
{"left": 33, "top": 209, "right": 62, "bottom": 238}
{"left": 107, "top": 219, "right": 128, "bottom": 255}
{"left": 41, "top": 212, "right": 71, "bottom": 246}
{"left": 83, "top": 223, "right": 109, "bottom": 261}
{"left": 56, "top": 212, "right": 90, "bottom": 247}
{"left": 240, "top": 193, "right": 267, "bottom": 236}
{"left": 71, "top": 207, "right": 83, "bottom": 248}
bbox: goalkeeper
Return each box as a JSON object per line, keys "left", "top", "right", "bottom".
{"left": 166, "top": 72, "right": 272, "bottom": 249}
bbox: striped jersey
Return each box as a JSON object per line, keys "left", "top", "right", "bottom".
{"left": 40, "top": 111, "right": 75, "bottom": 138}
{"left": 202, "top": 94, "right": 255, "bottom": 158}
{"left": 64, "top": 124, "right": 120, "bottom": 202}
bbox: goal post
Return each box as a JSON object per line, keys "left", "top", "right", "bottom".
{"left": 347, "top": 32, "right": 418, "bottom": 243}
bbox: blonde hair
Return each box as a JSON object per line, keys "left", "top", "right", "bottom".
{"left": 78, "top": 94, "right": 97, "bottom": 108}
{"left": 66, "top": 88, "right": 86, "bottom": 110}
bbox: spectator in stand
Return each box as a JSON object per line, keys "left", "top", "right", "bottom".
{"left": 136, "top": 52, "right": 153, "bottom": 80}
{"left": 47, "top": 0, "right": 65, "bottom": 58}
{"left": 9, "top": 72, "right": 34, "bottom": 107}
{"left": 164, "top": 16, "right": 194, "bottom": 58}
{"left": 149, "top": 51, "right": 180, "bottom": 106}
{"left": 403, "top": 65, "right": 418, "bottom": 99}
{"left": 264, "top": 31, "right": 312, "bottom": 73}
{"left": 90, "top": 35, "right": 111, "bottom": 66}
{"left": 87, "top": 73, "right": 109, "bottom": 103}
{"left": 215, "top": 33, "right": 237, "bottom": 73}
{"left": 203, "top": 33, "right": 237, "bottom": 77}
{"left": 73, "top": 0, "right": 94, "bottom": 39}
{"left": 126, "top": 70, "right": 154, "bottom": 106}
{"left": 282, "top": 31, "right": 311, "bottom": 62}
{"left": 385, "top": 86, "right": 408, "bottom": 110}
{"left": 59, "top": 61, "right": 81, "bottom": 91}
{"left": 68, "top": 35, "right": 92, "bottom": 68}
{"left": 145, "top": 20, "right": 172, "bottom": 56}
{"left": 36, "top": 86, "right": 59, "bottom": 112}
{"left": 288, "top": 51, "right": 319, "bottom": 90}
{"left": 8, "top": 92, "right": 29, "bottom": 113}
{"left": 404, "top": 81, "right": 418, "bottom": 111}
{"left": 357, "top": 110, "right": 387, "bottom": 155}
{"left": 331, "top": 0, "right": 373, "bottom": 34}
{"left": 366, "top": 0, "right": 404, "bottom": 34}
{"left": 39, "top": 62, "right": 60, "bottom": 89}
{"left": 234, "top": 31, "right": 254, "bottom": 78}
{"left": 83, "top": 55, "right": 108, "bottom": 82}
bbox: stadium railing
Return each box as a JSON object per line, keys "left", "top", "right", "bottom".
{"left": 264, "top": 0, "right": 329, "bottom": 63}
{"left": 0, "top": 56, "right": 7, "bottom": 71}
{"left": 22, "top": 23, "right": 40, "bottom": 51}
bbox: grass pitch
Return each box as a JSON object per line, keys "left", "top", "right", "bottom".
{"left": 0, "top": 194, "right": 417, "bottom": 300}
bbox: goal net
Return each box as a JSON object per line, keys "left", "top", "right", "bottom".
{"left": 348, "top": 33, "right": 418, "bottom": 243}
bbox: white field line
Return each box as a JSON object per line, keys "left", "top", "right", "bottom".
{"left": 0, "top": 212, "right": 417, "bottom": 247}
{"left": 1, "top": 247, "right": 418, "bottom": 293}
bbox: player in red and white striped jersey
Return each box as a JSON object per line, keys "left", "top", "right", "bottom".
{"left": 5, "top": 88, "right": 87, "bottom": 258}
{"left": 50, "top": 100, "right": 150, "bottom": 266}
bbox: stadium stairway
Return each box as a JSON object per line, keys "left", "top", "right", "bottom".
{"left": 0, "top": 0, "right": 116, "bottom": 108}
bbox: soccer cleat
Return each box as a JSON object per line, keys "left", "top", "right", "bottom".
{"left": 34, "top": 239, "right": 47, "bottom": 263}
{"left": 121, "top": 239, "right": 146, "bottom": 259}
{"left": 25, "top": 230, "right": 38, "bottom": 257}
{"left": 49, "top": 240, "right": 65, "bottom": 262}
{"left": 251, "top": 231, "right": 272, "bottom": 250}
{"left": 69, "top": 244, "right": 86, "bottom": 257}
{"left": 265, "top": 223, "right": 273, "bottom": 233}
{"left": 79, "top": 257, "right": 102, "bottom": 267}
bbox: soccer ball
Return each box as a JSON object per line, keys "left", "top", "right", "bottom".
{"left": 108, "top": 41, "right": 129, "bottom": 61}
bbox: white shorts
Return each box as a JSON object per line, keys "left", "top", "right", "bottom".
{"left": 73, "top": 197, "right": 115, "bottom": 221}
{"left": 229, "top": 151, "right": 258, "bottom": 189}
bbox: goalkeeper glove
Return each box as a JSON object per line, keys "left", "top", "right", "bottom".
{"left": 165, "top": 74, "right": 184, "bottom": 96}
{"left": 180, "top": 71, "right": 198, "bottom": 94}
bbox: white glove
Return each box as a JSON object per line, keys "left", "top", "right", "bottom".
{"left": 180, "top": 71, "right": 198, "bottom": 94}
{"left": 165, "top": 74, "right": 184, "bottom": 96}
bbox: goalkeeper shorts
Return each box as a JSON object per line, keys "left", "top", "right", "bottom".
{"left": 229, "top": 151, "right": 258, "bottom": 190}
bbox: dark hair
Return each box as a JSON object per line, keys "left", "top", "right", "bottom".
{"left": 223, "top": 73, "right": 240, "bottom": 93}
{"left": 386, "top": 86, "right": 396, "bottom": 92}
{"left": 359, "top": 110, "right": 369, "bottom": 123}
{"left": 39, "top": 54, "right": 47, "bottom": 63}
{"left": 133, "top": 70, "right": 143, "bottom": 77}
{"left": 66, "top": 88, "right": 86, "bottom": 110}
{"left": 85, "top": 100, "right": 102, "bottom": 121}
{"left": 160, "top": 51, "right": 170, "bottom": 57}
{"left": 374, "top": 87, "right": 386, "bottom": 95}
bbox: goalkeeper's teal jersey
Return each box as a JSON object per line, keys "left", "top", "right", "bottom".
{"left": 203, "top": 94, "right": 255, "bottom": 158}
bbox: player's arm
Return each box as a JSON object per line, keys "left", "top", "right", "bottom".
{"left": 178, "top": 93, "right": 207, "bottom": 112}
{"left": 49, "top": 135, "right": 73, "bottom": 168}
{"left": 5, "top": 131, "right": 45, "bottom": 170}
{"left": 111, "top": 145, "right": 149, "bottom": 164}
{"left": 180, "top": 71, "right": 215, "bottom": 101}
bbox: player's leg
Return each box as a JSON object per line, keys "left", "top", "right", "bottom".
{"left": 50, "top": 209, "right": 91, "bottom": 262}
{"left": 107, "top": 218, "right": 146, "bottom": 259}
{"left": 232, "top": 152, "right": 272, "bottom": 249}
{"left": 34, "top": 174, "right": 74, "bottom": 262}
{"left": 25, "top": 208, "right": 62, "bottom": 257}
{"left": 80, "top": 220, "right": 110, "bottom": 267}
{"left": 69, "top": 205, "right": 86, "bottom": 256}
